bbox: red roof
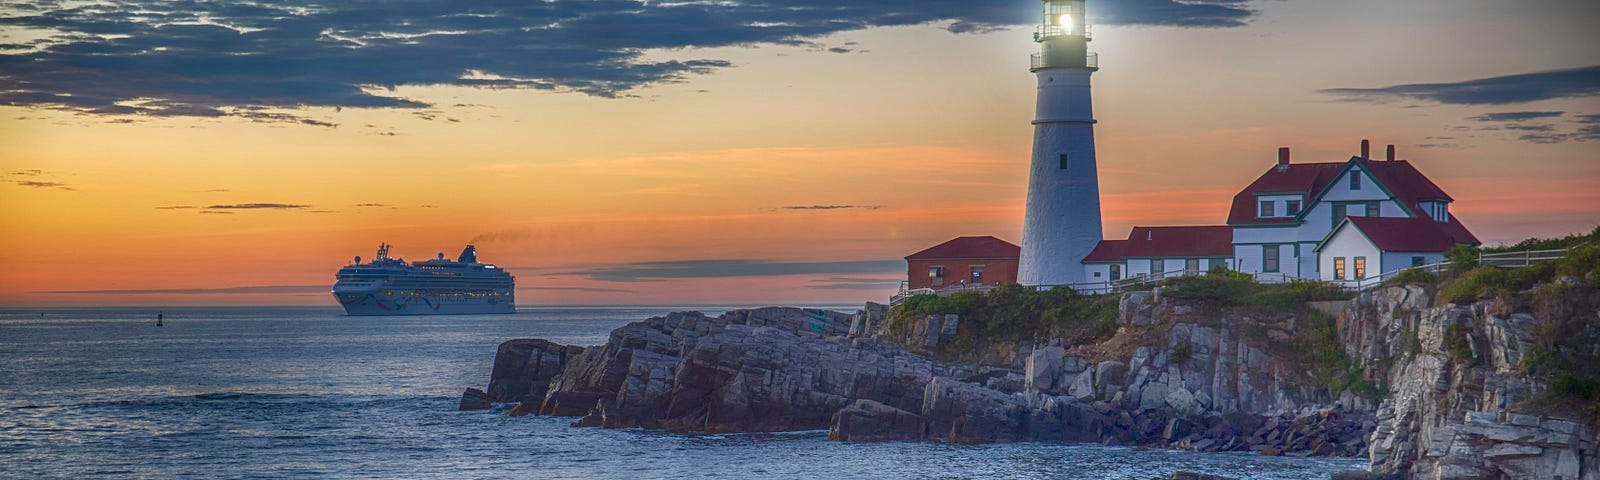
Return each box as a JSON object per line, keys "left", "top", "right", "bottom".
{"left": 905, "top": 236, "right": 1020, "bottom": 260}
{"left": 1226, "top": 158, "right": 1457, "bottom": 226}
{"left": 1084, "top": 226, "right": 1233, "bottom": 262}
{"left": 1332, "top": 216, "right": 1480, "bottom": 252}
{"left": 1227, "top": 162, "right": 1343, "bottom": 225}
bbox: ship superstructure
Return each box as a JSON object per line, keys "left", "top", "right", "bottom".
{"left": 332, "top": 244, "right": 515, "bottom": 315}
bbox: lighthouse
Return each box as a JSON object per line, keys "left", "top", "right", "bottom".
{"left": 1017, "top": 0, "right": 1103, "bottom": 287}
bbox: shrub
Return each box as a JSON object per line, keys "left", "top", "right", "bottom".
{"left": 1440, "top": 266, "right": 1511, "bottom": 304}
{"left": 1172, "top": 341, "right": 1193, "bottom": 363}
{"left": 1392, "top": 268, "right": 1438, "bottom": 285}
{"left": 1445, "top": 245, "right": 1481, "bottom": 270}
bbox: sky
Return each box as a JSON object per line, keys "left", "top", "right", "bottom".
{"left": 1, "top": 0, "right": 1597, "bottom": 307}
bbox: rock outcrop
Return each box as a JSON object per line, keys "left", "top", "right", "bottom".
{"left": 1337, "top": 286, "right": 1600, "bottom": 479}
{"left": 473, "top": 278, "right": 1598, "bottom": 478}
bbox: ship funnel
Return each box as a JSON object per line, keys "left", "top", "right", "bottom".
{"left": 458, "top": 245, "right": 477, "bottom": 263}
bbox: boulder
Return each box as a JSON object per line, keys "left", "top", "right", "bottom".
{"left": 487, "top": 339, "right": 583, "bottom": 404}
{"left": 922, "top": 377, "right": 1029, "bottom": 444}
{"left": 829, "top": 399, "right": 924, "bottom": 442}
{"left": 457, "top": 387, "right": 491, "bottom": 411}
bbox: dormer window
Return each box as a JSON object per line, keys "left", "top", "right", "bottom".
{"left": 1419, "top": 201, "right": 1450, "bottom": 222}
{"left": 1258, "top": 200, "right": 1275, "bottom": 218}
{"left": 1286, "top": 200, "right": 1301, "bottom": 216}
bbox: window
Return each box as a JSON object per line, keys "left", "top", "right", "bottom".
{"left": 1334, "top": 257, "right": 1346, "bottom": 280}
{"left": 930, "top": 266, "right": 945, "bottom": 286}
{"left": 1366, "top": 202, "right": 1380, "bottom": 217}
{"left": 1186, "top": 259, "right": 1201, "bottom": 273}
{"left": 1259, "top": 200, "right": 1275, "bottom": 218}
{"left": 1412, "top": 256, "right": 1426, "bottom": 268}
{"left": 1110, "top": 264, "right": 1122, "bottom": 281}
{"left": 969, "top": 266, "right": 984, "bottom": 285}
{"left": 1350, "top": 171, "right": 1362, "bottom": 190}
{"left": 1333, "top": 204, "right": 1348, "bottom": 225}
{"left": 1354, "top": 257, "right": 1367, "bottom": 279}
{"left": 1093, "top": 271, "right": 1102, "bottom": 278}
{"left": 1286, "top": 200, "right": 1302, "bottom": 216}
{"left": 1151, "top": 259, "right": 1165, "bottom": 274}
{"left": 1263, "top": 245, "right": 1280, "bottom": 273}
{"left": 1059, "top": 154, "right": 1069, "bottom": 170}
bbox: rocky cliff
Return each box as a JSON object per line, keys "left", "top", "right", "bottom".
{"left": 469, "top": 271, "right": 1599, "bottom": 479}
{"left": 1336, "top": 282, "right": 1599, "bottom": 479}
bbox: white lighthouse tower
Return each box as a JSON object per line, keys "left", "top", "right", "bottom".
{"left": 1017, "top": 0, "right": 1103, "bottom": 287}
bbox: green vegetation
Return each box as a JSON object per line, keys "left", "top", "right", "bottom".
{"left": 1289, "top": 309, "right": 1383, "bottom": 402}
{"left": 1391, "top": 268, "right": 1437, "bottom": 286}
{"left": 1483, "top": 224, "right": 1600, "bottom": 254}
{"left": 891, "top": 284, "right": 1120, "bottom": 359}
{"left": 1158, "top": 266, "right": 1352, "bottom": 313}
{"left": 1171, "top": 341, "right": 1193, "bottom": 364}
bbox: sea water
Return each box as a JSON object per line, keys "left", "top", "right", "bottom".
{"left": 0, "top": 307, "right": 1366, "bottom": 479}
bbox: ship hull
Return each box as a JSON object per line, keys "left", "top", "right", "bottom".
{"left": 333, "top": 290, "right": 515, "bottom": 316}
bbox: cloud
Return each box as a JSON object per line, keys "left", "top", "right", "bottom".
{"left": 0, "top": 1, "right": 1261, "bottom": 123}
{"left": 204, "top": 203, "right": 310, "bottom": 209}
{"left": 780, "top": 205, "right": 884, "bottom": 211}
{"left": 11, "top": 180, "right": 75, "bottom": 190}
{"left": 9, "top": 169, "right": 43, "bottom": 176}
{"left": 1319, "top": 66, "right": 1600, "bottom": 105}
{"left": 1467, "top": 111, "right": 1565, "bottom": 122}
{"left": 155, "top": 205, "right": 197, "bottom": 209}
{"left": 354, "top": 203, "right": 388, "bottom": 207}
{"left": 807, "top": 276, "right": 902, "bottom": 291}
{"left": 565, "top": 259, "right": 903, "bottom": 283}
{"left": 36, "top": 285, "right": 328, "bottom": 295}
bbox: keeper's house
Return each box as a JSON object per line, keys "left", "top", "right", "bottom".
{"left": 1229, "top": 142, "right": 1478, "bottom": 284}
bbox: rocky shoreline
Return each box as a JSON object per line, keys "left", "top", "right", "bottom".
{"left": 463, "top": 284, "right": 1598, "bottom": 479}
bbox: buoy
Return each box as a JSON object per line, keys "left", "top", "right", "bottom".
{"left": 157, "top": 313, "right": 164, "bottom": 327}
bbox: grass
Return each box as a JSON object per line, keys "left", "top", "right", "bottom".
{"left": 890, "top": 284, "right": 1120, "bottom": 360}
{"left": 1159, "top": 266, "right": 1353, "bottom": 313}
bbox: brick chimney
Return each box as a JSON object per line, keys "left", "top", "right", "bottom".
{"left": 1360, "top": 139, "right": 1370, "bottom": 159}
{"left": 1386, "top": 144, "right": 1396, "bottom": 161}
{"left": 1276, "top": 147, "right": 1291, "bottom": 172}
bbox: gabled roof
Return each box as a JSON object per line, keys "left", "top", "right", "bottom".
{"left": 1084, "top": 226, "right": 1233, "bottom": 262}
{"left": 1228, "top": 157, "right": 1458, "bottom": 227}
{"left": 1227, "top": 163, "right": 1343, "bottom": 225}
{"left": 1319, "top": 216, "right": 1480, "bottom": 253}
{"left": 905, "top": 236, "right": 1020, "bottom": 260}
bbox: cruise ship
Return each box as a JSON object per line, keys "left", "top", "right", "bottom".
{"left": 332, "top": 244, "right": 515, "bottom": 315}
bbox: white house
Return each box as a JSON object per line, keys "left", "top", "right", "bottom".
{"left": 1078, "top": 225, "right": 1234, "bottom": 292}
{"left": 1225, "top": 142, "right": 1478, "bottom": 283}
{"left": 1045, "top": 141, "right": 1478, "bottom": 291}
{"left": 1316, "top": 216, "right": 1472, "bottom": 284}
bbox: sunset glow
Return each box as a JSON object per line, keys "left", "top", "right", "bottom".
{"left": 2, "top": 0, "right": 1596, "bottom": 306}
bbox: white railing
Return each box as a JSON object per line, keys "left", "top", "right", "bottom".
{"left": 1478, "top": 242, "right": 1587, "bottom": 268}
{"left": 1030, "top": 51, "right": 1098, "bottom": 71}
{"left": 889, "top": 281, "right": 998, "bottom": 306}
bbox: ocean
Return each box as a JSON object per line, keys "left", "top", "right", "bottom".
{"left": 0, "top": 306, "right": 1367, "bottom": 479}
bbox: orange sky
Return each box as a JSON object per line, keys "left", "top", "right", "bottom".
{"left": 2, "top": 1, "right": 1597, "bottom": 306}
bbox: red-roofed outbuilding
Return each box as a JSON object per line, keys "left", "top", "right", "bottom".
{"left": 904, "top": 236, "right": 1020, "bottom": 290}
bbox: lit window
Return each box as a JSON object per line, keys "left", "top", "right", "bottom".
{"left": 1354, "top": 256, "right": 1367, "bottom": 279}
{"left": 1334, "top": 257, "right": 1346, "bottom": 280}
